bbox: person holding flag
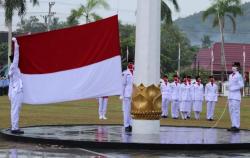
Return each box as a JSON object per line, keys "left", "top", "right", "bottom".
{"left": 8, "top": 38, "right": 24, "bottom": 134}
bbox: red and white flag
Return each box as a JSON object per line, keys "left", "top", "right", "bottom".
{"left": 16, "top": 15, "right": 122, "bottom": 104}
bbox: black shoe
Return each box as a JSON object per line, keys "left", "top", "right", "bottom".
{"left": 209, "top": 118, "right": 214, "bottom": 121}
{"left": 128, "top": 125, "right": 132, "bottom": 131}
{"left": 11, "top": 129, "right": 24, "bottom": 134}
{"left": 161, "top": 115, "right": 168, "bottom": 118}
{"left": 125, "top": 126, "right": 132, "bottom": 132}
{"left": 227, "top": 127, "right": 235, "bottom": 131}
{"left": 173, "top": 117, "right": 178, "bottom": 119}
{"left": 228, "top": 127, "right": 240, "bottom": 132}
{"left": 187, "top": 116, "right": 191, "bottom": 119}
{"left": 233, "top": 128, "right": 240, "bottom": 132}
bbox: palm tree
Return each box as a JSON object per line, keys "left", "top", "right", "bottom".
{"left": 202, "top": 0, "right": 243, "bottom": 82}
{"left": 161, "top": 0, "right": 179, "bottom": 25}
{"left": 3, "top": 0, "right": 39, "bottom": 66}
{"left": 68, "top": 0, "right": 109, "bottom": 25}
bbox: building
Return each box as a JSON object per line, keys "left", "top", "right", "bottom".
{"left": 194, "top": 42, "right": 250, "bottom": 83}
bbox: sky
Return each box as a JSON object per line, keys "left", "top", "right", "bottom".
{"left": 0, "top": 0, "right": 250, "bottom": 31}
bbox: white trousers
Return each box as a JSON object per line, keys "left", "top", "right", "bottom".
{"left": 98, "top": 97, "right": 108, "bottom": 117}
{"left": 171, "top": 100, "right": 179, "bottom": 118}
{"left": 122, "top": 97, "right": 132, "bottom": 127}
{"left": 193, "top": 101, "right": 203, "bottom": 112}
{"left": 228, "top": 99, "right": 241, "bottom": 128}
{"left": 206, "top": 101, "right": 216, "bottom": 119}
{"left": 161, "top": 97, "right": 170, "bottom": 116}
{"left": 10, "top": 92, "right": 23, "bottom": 130}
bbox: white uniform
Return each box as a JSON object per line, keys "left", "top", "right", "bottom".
{"left": 180, "top": 83, "right": 192, "bottom": 119}
{"left": 171, "top": 82, "right": 180, "bottom": 118}
{"left": 98, "top": 96, "right": 108, "bottom": 119}
{"left": 228, "top": 72, "right": 244, "bottom": 128}
{"left": 205, "top": 82, "right": 218, "bottom": 120}
{"left": 160, "top": 81, "right": 172, "bottom": 117}
{"left": 8, "top": 40, "right": 23, "bottom": 131}
{"left": 121, "top": 69, "right": 133, "bottom": 128}
{"left": 192, "top": 82, "right": 204, "bottom": 120}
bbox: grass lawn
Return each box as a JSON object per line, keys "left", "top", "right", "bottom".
{"left": 0, "top": 96, "right": 250, "bottom": 130}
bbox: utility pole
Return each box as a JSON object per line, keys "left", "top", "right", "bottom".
{"left": 243, "top": 46, "right": 246, "bottom": 97}
{"left": 48, "top": 2, "right": 56, "bottom": 31}
{"left": 178, "top": 43, "right": 181, "bottom": 76}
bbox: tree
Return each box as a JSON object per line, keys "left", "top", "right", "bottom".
{"left": 161, "top": 0, "right": 179, "bottom": 25}
{"left": 201, "top": 35, "right": 213, "bottom": 48}
{"left": 161, "top": 24, "right": 196, "bottom": 76}
{"left": 3, "top": 0, "right": 39, "bottom": 66}
{"left": 16, "top": 16, "right": 68, "bottom": 34}
{"left": 68, "top": 0, "right": 109, "bottom": 24}
{"left": 202, "top": 0, "right": 243, "bottom": 82}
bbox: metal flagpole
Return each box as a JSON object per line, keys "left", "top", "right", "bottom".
{"left": 178, "top": 43, "right": 181, "bottom": 76}
{"left": 211, "top": 46, "right": 214, "bottom": 75}
{"left": 126, "top": 46, "right": 129, "bottom": 62}
{"left": 243, "top": 46, "right": 246, "bottom": 97}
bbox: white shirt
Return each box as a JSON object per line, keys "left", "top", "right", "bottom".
{"left": 8, "top": 43, "right": 23, "bottom": 99}
{"left": 180, "top": 83, "right": 192, "bottom": 101}
{"left": 193, "top": 82, "right": 204, "bottom": 101}
{"left": 171, "top": 82, "right": 180, "bottom": 101}
{"left": 160, "top": 81, "right": 172, "bottom": 100}
{"left": 228, "top": 71, "right": 244, "bottom": 101}
{"left": 205, "top": 82, "right": 218, "bottom": 102}
{"left": 121, "top": 69, "right": 133, "bottom": 98}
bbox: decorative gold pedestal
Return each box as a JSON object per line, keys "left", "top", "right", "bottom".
{"left": 131, "top": 84, "right": 162, "bottom": 120}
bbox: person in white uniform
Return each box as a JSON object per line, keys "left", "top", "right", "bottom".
{"left": 192, "top": 76, "right": 204, "bottom": 120}
{"left": 227, "top": 62, "right": 244, "bottom": 132}
{"left": 180, "top": 76, "right": 192, "bottom": 120}
{"left": 98, "top": 96, "right": 108, "bottom": 120}
{"left": 120, "top": 62, "right": 134, "bottom": 132}
{"left": 160, "top": 75, "right": 172, "bottom": 118}
{"left": 205, "top": 76, "right": 218, "bottom": 121}
{"left": 187, "top": 75, "right": 193, "bottom": 119}
{"left": 171, "top": 75, "right": 180, "bottom": 119}
{"left": 8, "top": 38, "right": 24, "bottom": 134}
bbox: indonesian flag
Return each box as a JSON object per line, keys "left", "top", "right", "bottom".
{"left": 16, "top": 15, "right": 122, "bottom": 104}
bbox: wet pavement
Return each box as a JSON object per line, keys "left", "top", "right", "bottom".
{"left": 0, "top": 148, "right": 250, "bottom": 158}
{"left": 1, "top": 125, "right": 250, "bottom": 157}
{"left": 2, "top": 125, "right": 250, "bottom": 145}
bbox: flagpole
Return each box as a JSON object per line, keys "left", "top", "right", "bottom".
{"left": 126, "top": 46, "right": 129, "bottom": 62}
{"left": 243, "top": 46, "right": 246, "bottom": 97}
{"left": 178, "top": 43, "right": 181, "bottom": 76}
{"left": 211, "top": 46, "right": 214, "bottom": 75}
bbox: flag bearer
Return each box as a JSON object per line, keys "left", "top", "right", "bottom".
{"left": 192, "top": 76, "right": 204, "bottom": 120}
{"left": 8, "top": 38, "right": 24, "bottom": 134}
{"left": 171, "top": 75, "right": 180, "bottom": 119}
{"left": 227, "top": 62, "right": 244, "bottom": 132}
{"left": 120, "top": 62, "right": 134, "bottom": 132}
{"left": 98, "top": 96, "right": 109, "bottom": 120}
{"left": 180, "top": 77, "right": 192, "bottom": 120}
{"left": 205, "top": 76, "right": 218, "bottom": 121}
{"left": 160, "top": 75, "right": 172, "bottom": 118}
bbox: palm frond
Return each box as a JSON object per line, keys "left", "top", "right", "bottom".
{"left": 167, "top": 0, "right": 179, "bottom": 11}
{"left": 226, "top": 14, "right": 236, "bottom": 33}
{"left": 161, "top": 1, "right": 173, "bottom": 24}
{"left": 225, "top": 6, "right": 243, "bottom": 17}
{"left": 202, "top": 5, "right": 217, "bottom": 21}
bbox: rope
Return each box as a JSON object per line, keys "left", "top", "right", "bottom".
{"left": 210, "top": 43, "right": 229, "bottom": 129}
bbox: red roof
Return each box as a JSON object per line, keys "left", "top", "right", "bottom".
{"left": 195, "top": 42, "right": 250, "bottom": 72}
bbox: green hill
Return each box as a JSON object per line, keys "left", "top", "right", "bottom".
{"left": 174, "top": 2, "right": 250, "bottom": 46}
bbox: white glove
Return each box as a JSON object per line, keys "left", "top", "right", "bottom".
{"left": 119, "top": 96, "right": 123, "bottom": 100}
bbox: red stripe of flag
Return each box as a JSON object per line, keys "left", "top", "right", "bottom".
{"left": 16, "top": 15, "right": 120, "bottom": 74}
